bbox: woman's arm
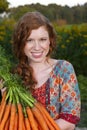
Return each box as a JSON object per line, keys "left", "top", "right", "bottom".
{"left": 55, "top": 118, "right": 75, "bottom": 130}
{"left": 55, "top": 61, "right": 80, "bottom": 130}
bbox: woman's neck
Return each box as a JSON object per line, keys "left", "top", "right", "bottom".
{"left": 31, "top": 62, "right": 47, "bottom": 71}
{"left": 29, "top": 58, "right": 52, "bottom": 73}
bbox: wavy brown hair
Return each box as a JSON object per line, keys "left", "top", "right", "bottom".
{"left": 12, "top": 11, "right": 56, "bottom": 90}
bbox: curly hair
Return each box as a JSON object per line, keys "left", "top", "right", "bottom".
{"left": 12, "top": 11, "right": 56, "bottom": 90}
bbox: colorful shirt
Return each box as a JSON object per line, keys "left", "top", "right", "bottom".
{"left": 32, "top": 60, "right": 81, "bottom": 124}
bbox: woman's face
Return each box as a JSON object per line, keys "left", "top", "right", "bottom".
{"left": 24, "top": 26, "right": 50, "bottom": 63}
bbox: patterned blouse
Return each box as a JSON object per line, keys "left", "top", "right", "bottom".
{"left": 32, "top": 60, "right": 81, "bottom": 124}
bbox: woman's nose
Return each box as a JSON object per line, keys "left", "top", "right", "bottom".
{"left": 34, "top": 41, "right": 41, "bottom": 50}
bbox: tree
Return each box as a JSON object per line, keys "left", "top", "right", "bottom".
{"left": 0, "top": 0, "right": 9, "bottom": 13}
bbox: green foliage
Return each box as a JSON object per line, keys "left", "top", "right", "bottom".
{"left": 78, "top": 75, "right": 87, "bottom": 102}
{"left": 7, "top": 3, "right": 87, "bottom": 24}
{"left": 0, "top": 18, "right": 16, "bottom": 56}
{"left": 53, "top": 24, "right": 87, "bottom": 76}
{"left": 77, "top": 75, "right": 87, "bottom": 127}
{"left": 9, "top": 5, "right": 35, "bottom": 21}
{"left": 0, "top": 0, "right": 9, "bottom": 13}
{"left": 78, "top": 111, "right": 87, "bottom": 127}
{"left": 0, "top": 44, "right": 15, "bottom": 68}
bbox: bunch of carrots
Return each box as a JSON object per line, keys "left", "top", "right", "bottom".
{"left": 0, "top": 75, "right": 60, "bottom": 130}
{"left": 0, "top": 46, "right": 60, "bottom": 130}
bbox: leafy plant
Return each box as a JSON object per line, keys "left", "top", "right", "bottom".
{"left": 77, "top": 75, "right": 87, "bottom": 127}
{"left": 78, "top": 75, "right": 87, "bottom": 103}
{"left": 53, "top": 24, "right": 87, "bottom": 76}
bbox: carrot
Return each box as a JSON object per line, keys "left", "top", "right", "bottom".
{"left": 4, "top": 118, "right": 10, "bottom": 130}
{"left": 0, "top": 103, "right": 11, "bottom": 130}
{"left": 35, "top": 102, "right": 60, "bottom": 130}
{"left": 14, "top": 113, "right": 18, "bottom": 130}
{"left": 23, "top": 119, "right": 26, "bottom": 130}
{"left": 0, "top": 101, "right": 6, "bottom": 122}
{"left": 25, "top": 117, "right": 31, "bottom": 130}
{"left": 0, "top": 91, "right": 6, "bottom": 122}
{"left": 26, "top": 106, "right": 38, "bottom": 130}
{"left": 9, "top": 103, "right": 16, "bottom": 130}
{"left": 33, "top": 116, "right": 39, "bottom": 128}
{"left": 42, "top": 112, "right": 55, "bottom": 130}
{"left": 17, "top": 103, "right": 24, "bottom": 130}
{"left": 34, "top": 102, "right": 55, "bottom": 130}
{"left": 38, "top": 125, "right": 43, "bottom": 130}
{"left": 32, "top": 106, "right": 49, "bottom": 130}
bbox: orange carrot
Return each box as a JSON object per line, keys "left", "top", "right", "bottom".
{"left": 0, "top": 101, "right": 6, "bottom": 123}
{"left": 14, "top": 113, "right": 18, "bottom": 130}
{"left": 25, "top": 117, "right": 31, "bottom": 130}
{"left": 17, "top": 103, "right": 24, "bottom": 130}
{"left": 35, "top": 102, "right": 60, "bottom": 130}
{"left": 32, "top": 106, "right": 49, "bottom": 130}
{"left": 9, "top": 103, "right": 16, "bottom": 130}
{"left": 33, "top": 116, "right": 39, "bottom": 128}
{"left": 38, "top": 125, "right": 43, "bottom": 130}
{"left": 26, "top": 106, "right": 38, "bottom": 130}
{"left": 34, "top": 102, "right": 55, "bottom": 130}
{"left": 42, "top": 112, "right": 55, "bottom": 130}
{"left": 23, "top": 119, "right": 26, "bottom": 130}
{"left": 0, "top": 103, "right": 11, "bottom": 130}
{"left": 4, "top": 118, "right": 10, "bottom": 130}
{"left": 0, "top": 91, "right": 6, "bottom": 122}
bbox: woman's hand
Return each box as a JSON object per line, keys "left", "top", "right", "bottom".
{"left": 55, "top": 118, "right": 75, "bottom": 130}
{"left": 0, "top": 87, "right": 6, "bottom": 96}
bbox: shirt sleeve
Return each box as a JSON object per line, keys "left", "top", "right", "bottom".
{"left": 59, "top": 60, "right": 81, "bottom": 124}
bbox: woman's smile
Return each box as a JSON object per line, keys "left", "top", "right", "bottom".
{"left": 31, "top": 51, "right": 43, "bottom": 58}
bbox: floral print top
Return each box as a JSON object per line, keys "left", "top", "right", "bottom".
{"left": 32, "top": 60, "right": 81, "bottom": 124}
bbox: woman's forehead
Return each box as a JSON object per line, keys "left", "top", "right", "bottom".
{"left": 29, "top": 26, "right": 49, "bottom": 38}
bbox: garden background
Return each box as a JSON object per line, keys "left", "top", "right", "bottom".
{"left": 0, "top": 0, "right": 87, "bottom": 128}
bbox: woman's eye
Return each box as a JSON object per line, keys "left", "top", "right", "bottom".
{"left": 27, "top": 39, "right": 33, "bottom": 43}
{"left": 40, "top": 38, "right": 47, "bottom": 42}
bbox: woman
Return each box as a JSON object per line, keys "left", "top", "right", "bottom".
{"left": 12, "top": 11, "right": 81, "bottom": 130}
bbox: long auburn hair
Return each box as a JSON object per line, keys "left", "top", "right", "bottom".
{"left": 12, "top": 11, "right": 56, "bottom": 90}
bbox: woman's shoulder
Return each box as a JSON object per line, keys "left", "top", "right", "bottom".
{"left": 52, "top": 59, "right": 72, "bottom": 68}
{"left": 51, "top": 59, "right": 74, "bottom": 74}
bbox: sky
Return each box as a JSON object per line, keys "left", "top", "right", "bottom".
{"left": 7, "top": 0, "right": 87, "bottom": 8}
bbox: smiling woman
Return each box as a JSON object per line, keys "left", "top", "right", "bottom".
{"left": 12, "top": 11, "right": 81, "bottom": 130}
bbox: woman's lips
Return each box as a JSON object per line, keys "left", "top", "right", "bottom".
{"left": 31, "top": 52, "right": 43, "bottom": 58}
